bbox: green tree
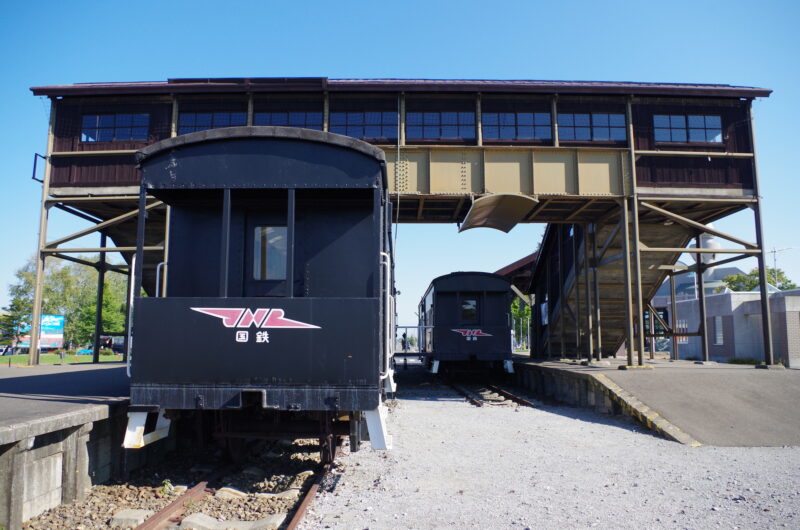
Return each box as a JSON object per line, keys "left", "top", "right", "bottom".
{"left": 1, "top": 256, "right": 128, "bottom": 349}
{"left": 722, "top": 267, "right": 797, "bottom": 292}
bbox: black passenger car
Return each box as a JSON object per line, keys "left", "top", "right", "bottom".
{"left": 418, "top": 272, "right": 513, "bottom": 373}
{"left": 124, "top": 127, "right": 395, "bottom": 457}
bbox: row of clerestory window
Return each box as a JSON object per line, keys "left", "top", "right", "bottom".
{"left": 79, "top": 110, "right": 723, "bottom": 145}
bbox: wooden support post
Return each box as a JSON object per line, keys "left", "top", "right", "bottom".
{"left": 696, "top": 234, "right": 709, "bottom": 362}
{"left": 670, "top": 272, "right": 679, "bottom": 361}
{"left": 620, "top": 199, "right": 635, "bottom": 366}
{"left": 573, "top": 225, "right": 581, "bottom": 360}
{"left": 29, "top": 99, "right": 56, "bottom": 365}
{"left": 92, "top": 233, "right": 106, "bottom": 364}
{"left": 592, "top": 223, "right": 603, "bottom": 360}
{"left": 631, "top": 199, "right": 646, "bottom": 366}
{"left": 583, "top": 224, "right": 594, "bottom": 362}
{"left": 558, "top": 227, "right": 566, "bottom": 359}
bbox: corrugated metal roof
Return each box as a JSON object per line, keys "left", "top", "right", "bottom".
{"left": 30, "top": 77, "right": 771, "bottom": 98}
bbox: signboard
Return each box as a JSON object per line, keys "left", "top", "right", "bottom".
{"left": 16, "top": 314, "right": 65, "bottom": 349}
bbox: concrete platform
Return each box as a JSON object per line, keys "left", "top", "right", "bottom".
{"left": 0, "top": 362, "right": 132, "bottom": 529}
{"left": 0, "top": 362, "right": 129, "bottom": 445}
{"left": 514, "top": 356, "right": 800, "bottom": 447}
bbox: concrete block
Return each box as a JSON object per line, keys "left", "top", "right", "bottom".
{"left": 248, "top": 513, "right": 288, "bottom": 529}
{"left": 215, "top": 486, "right": 248, "bottom": 499}
{"left": 22, "top": 452, "right": 63, "bottom": 521}
{"left": 180, "top": 512, "right": 222, "bottom": 529}
{"left": 111, "top": 508, "right": 154, "bottom": 528}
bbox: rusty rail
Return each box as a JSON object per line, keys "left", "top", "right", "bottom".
{"left": 135, "top": 480, "right": 213, "bottom": 530}
{"left": 285, "top": 464, "right": 330, "bottom": 530}
{"left": 486, "top": 384, "right": 537, "bottom": 408}
{"left": 442, "top": 378, "right": 484, "bottom": 407}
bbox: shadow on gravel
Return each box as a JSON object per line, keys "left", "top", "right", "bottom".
{"left": 393, "top": 363, "right": 649, "bottom": 437}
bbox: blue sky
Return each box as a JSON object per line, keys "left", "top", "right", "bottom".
{"left": 1, "top": 0, "right": 798, "bottom": 325}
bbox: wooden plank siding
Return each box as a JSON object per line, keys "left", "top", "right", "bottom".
{"left": 46, "top": 92, "right": 755, "bottom": 195}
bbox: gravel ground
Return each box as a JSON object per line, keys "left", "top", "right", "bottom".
{"left": 24, "top": 440, "right": 320, "bottom": 529}
{"left": 301, "top": 365, "right": 800, "bottom": 529}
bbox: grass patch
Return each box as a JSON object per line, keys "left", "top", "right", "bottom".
{"left": 727, "top": 357, "right": 761, "bottom": 365}
{"left": 1, "top": 353, "right": 122, "bottom": 366}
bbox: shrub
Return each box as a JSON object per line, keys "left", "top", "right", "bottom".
{"left": 728, "top": 357, "right": 760, "bottom": 365}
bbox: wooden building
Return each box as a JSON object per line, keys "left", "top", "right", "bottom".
{"left": 28, "top": 78, "right": 774, "bottom": 365}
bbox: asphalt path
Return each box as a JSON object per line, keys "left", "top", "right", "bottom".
{"left": 0, "top": 362, "right": 129, "bottom": 439}
{"left": 606, "top": 364, "right": 800, "bottom": 446}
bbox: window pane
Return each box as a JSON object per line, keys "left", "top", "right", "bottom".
{"left": 499, "top": 126, "right": 515, "bottom": 139}
{"left": 289, "top": 112, "right": 305, "bottom": 126}
{"left": 461, "top": 298, "right": 477, "bottom": 321}
{"left": 534, "top": 113, "right": 551, "bottom": 125}
{"left": 99, "top": 115, "right": 115, "bottom": 127}
{"left": 705, "top": 115, "right": 721, "bottom": 128}
{"left": 575, "top": 127, "right": 590, "bottom": 140}
{"left": 592, "top": 126, "right": 609, "bottom": 141}
{"left": 610, "top": 127, "right": 627, "bottom": 141}
{"left": 365, "top": 125, "right": 381, "bottom": 138}
{"left": 348, "top": 112, "right": 363, "bottom": 125}
{"left": 707, "top": 129, "right": 723, "bottom": 143}
{"left": 688, "top": 115, "right": 705, "bottom": 128}
{"left": 196, "top": 113, "right": 212, "bottom": 126}
{"left": 459, "top": 125, "right": 475, "bottom": 139}
{"left": 383, "top": 111, "right": 397, "bottom": 125}
{"left": 133, "top": 114, "right": 149, "bottom": 126}
{"left": 499, "top": 113, "right": 515, "bottom": 126}
{"left": 654, "top": 128, "right": 671, "bottom": 142}
{"left": 347, "top": 125, "right": 364, "bottom": 138}
{"left": 253, "top": 226, "right": 287, "bottom": 280}
{"left": 558, "top": 114, "right": 574, "bottom": 126}
{"left": 689, "top": 128, "right": 706, "bottom": 142}
{"left": 382, "top": 126, "right": 397, "bottom": 138}
{"left": 672, "top": 129, "right": 687, "bottom": 142}
{"left": 82, "top": 115, "right": 97, "bottom": 127}
{"left": 330, "top": 125, "right": 347, "bottom": 135}
{"left": 81, "top": 130, "right": 97, "bottom": 142}
{"left": 442, "top": 112, "right": 458, "bottom": 126}
{"left": 459, "top": 112, "right": 475, "bottom": 125}
{"left": 423, "top": 126, "right": 438, "bottom": 139}
{"left": 518, "top": 126, "right": 534, "bottom": 139}
{"left": 115, "top": 127, "right": 131, "bottom": 140}
{"left": 534, "top": 126, "right": 552, "bottom": 139}
{"left": 670, "top": 115, "right": 685, "bottom": 128}
{"left": 560, "top": 127, "right": 575, "bottom": 140}
{"left": 230, "top": 113, "right": 247, "bottom": 125}
{"left": 592, "top": 113, "right": 609, "bottom": 126}
{"left": 131, "top": 127, "right": 148, "bottom": 140}
{"left": 214, "top": 113, "right": 230, "bottom": 127}
{"left": 406, "top": 112, "right": 423, "bottom": 125}
{"left": 179, "top": 113, "right": 195, "bottom": 126}
{"left": 517, "top": 113, "right": 534, "bottom": 126}
{"left": 98, "top": 128, "right": 114, "bottom": 141}
{"left": 483, "top": 126, "right": 499, "bottom": 139}
{"left": 574, "top": 114, "right": 590, "bottom": 126}
{"left": 116, "top": 114, "right": 132, "bottom": 127}
{"left": 406, "top": 126, "right": 422, "bottom": 139}
{"left": 653, "top": 115, "right": 670, "bottom": 128}
{"left": 423, "top": 113, "right": 439, "bottom": 125}
{"left": 330, "top": 112, "right": 346, "bottom": 125}
{"left": 483, "top": 113, "right": 498, "bottom": 126}
{"left": 441, "top": 125, "right": 459, "bottom": 138}
{"left": 609, "top": 114, "right": 625, "bottom": 126}
{"left": 307, "top": 112, "right": 323, "bottom": 126}
{"left": 365, "top": 112, "right": 381, "bottom": 125}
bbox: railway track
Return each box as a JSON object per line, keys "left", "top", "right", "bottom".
{"left": 442, "top": 377, "right": 537, "bottom": 409}
{"left": 131, "top": 441, "right": 333, "bottom": 530}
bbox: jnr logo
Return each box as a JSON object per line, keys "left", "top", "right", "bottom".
{"left": 191, "top": 308, "right": 320, "bottom": 329}
{"left": 451, "top": 329, "right": 492, "bottom": 337}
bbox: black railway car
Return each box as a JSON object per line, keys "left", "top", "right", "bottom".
{"left": 418, "top": 272, "right": 514, "bottom": 374}
{"left": 123, "top": 127, "right": 395, "bottom": 458}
